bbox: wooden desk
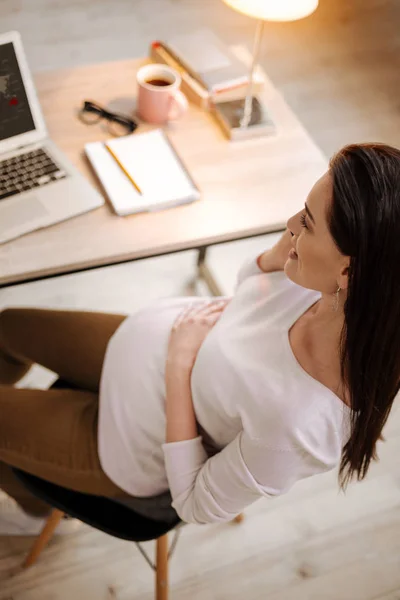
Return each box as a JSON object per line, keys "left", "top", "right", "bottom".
{"left": 0, "top": 52, "right": 328, "bottom": 288}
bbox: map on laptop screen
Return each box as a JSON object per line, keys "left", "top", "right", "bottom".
{"left": 0, "top": 41, "right": 35, "bottom": 141}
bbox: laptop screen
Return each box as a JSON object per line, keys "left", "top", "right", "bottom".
{"left": 0, "top": 41, "right": 36, "bottom": 142}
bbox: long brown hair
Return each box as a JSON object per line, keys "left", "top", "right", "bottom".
{"left": 328, "top": 143, "right": 400, "bottom": 488}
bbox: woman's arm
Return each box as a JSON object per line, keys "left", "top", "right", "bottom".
{"left": 165, "top": 299, "right": 229, "bottom": 445}
{"left": 165, "top": 344, "right": 271, "bottom": 524}
{"left": 256, "top": 249, "right": 283, "bottom": 273}
{"left": 164, "top": 407, "right": 337, "bottom": 524}
{"left": 165, "top": 363, "right": 197, "bottom": 444}
{"left": 163, "top": 430, "right": 271, "bottom": 524}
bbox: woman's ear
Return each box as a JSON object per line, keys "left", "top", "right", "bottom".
{"left": 338, "top": 260, "right": 351, "bottom": 291}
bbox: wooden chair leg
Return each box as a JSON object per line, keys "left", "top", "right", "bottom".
{"left": 23, "top": 508, "right": 65, "bottom": 569}
{"left": 234, "top": 513, "right": 245, "bottom": 524}
{"left": 155, "top": 533, "right": 169, "bottom": 600}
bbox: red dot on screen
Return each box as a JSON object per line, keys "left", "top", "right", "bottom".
{"left": 9, "top": 97, "right": 18, "bottom": 106}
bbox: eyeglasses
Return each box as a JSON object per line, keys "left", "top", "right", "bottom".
{"left": 79, "top": 100, "right": 138, "bottom": 136}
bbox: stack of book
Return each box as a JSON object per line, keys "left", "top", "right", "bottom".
{"left": 149, "top": 29, "right": 264, "bottom": 111}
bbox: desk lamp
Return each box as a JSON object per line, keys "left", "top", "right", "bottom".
{"left": 219, "top": 0, "right": 319, "bottom": 139}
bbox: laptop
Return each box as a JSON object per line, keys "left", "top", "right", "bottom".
{"left": 0, "top": 31, "right": 104, "bottom": 245}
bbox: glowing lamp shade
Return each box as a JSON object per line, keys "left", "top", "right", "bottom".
{"left": 222, "top": 0, "right": 319, "bottom": 22}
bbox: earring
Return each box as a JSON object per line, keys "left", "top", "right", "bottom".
{"left": 332, "top": 286, "right": 341, "bottom": 312}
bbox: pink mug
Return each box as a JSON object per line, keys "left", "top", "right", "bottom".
{"left": 136, "top": 64, "right": 188, "bottom": 124}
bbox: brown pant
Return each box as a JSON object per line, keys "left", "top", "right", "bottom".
{"left": 0, "top": 307, "right": 128, "bottom": 516}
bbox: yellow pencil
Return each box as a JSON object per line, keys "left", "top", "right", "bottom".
{"left": 104, "top": 142, "right": 142, "bottom": 195}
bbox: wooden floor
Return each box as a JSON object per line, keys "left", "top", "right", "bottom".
{"left": 1, "top": 0, "right": 400, "bottom": 598}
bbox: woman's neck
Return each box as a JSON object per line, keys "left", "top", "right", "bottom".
{"left": 299, "top": 298, "right": 350, "bottom": 405}
{"left": 307, "top": 294, "right": 345, "bottom": 340}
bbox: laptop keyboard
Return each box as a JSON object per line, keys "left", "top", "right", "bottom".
{"left": 0, "top": 148, "right": 67, "bottom": 201}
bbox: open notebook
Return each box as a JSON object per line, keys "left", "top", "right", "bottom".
{"left": 85, "top": 129, "right": 200, "bottom": 215}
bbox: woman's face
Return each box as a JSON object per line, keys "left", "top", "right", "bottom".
{"left": 285, "top": 171, "right": 350, "bottom": 295}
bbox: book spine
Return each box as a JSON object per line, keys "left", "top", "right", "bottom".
{"left": 148, "top": 42, "right": 265, "bottom": 108}
{"left": 209, "top": 103, "right": 231, "bottom": 140}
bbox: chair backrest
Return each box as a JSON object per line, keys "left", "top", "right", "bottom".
{"left": 13, "top": 468, "right": 180, "bottom": 542}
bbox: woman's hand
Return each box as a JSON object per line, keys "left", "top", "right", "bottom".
{"left": 272, "top": 228, "right": 295, "bottom": 263}
{"left": 258, "top": 228, "right": 294, "bottom": 272}
{"left": 167, "top": 299, "right": 230, "bottom": 373}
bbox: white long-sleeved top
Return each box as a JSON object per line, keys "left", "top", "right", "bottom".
{"left": 99, "top": 255, "right": 351, "bottom": 524}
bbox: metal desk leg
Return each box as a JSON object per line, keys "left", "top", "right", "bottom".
{"left": 197, "top": 247, "right": 223, "bottom": 297}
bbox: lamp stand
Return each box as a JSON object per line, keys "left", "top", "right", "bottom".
{"left": 211, "top": 19, "right": 276, "bottom": 141}
{"left": 241, "top": 19, "right": 264, "bottom": 127}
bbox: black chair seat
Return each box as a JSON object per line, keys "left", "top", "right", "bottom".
{"left": 12, "top": 376, "right": 180, "bottom": 543}
{"left": 13, "top": 468, "right": 180, "bottom": 542}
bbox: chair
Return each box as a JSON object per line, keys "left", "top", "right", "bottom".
{"left": 13, "top": 379, "right": 244, "bottom": 599}
{"left": 13, "top": 468, "right": 183, "bottom": 600}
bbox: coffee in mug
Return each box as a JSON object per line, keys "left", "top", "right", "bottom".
{"left": 145, "top": 78, "right": 171, "bottom": 87}
{"left": 136, "top": 64, "right": 188, "bottom": 124}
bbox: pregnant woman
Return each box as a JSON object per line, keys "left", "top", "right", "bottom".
{"left": 0, "top": 142, "right": 399, "bottom": 532}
